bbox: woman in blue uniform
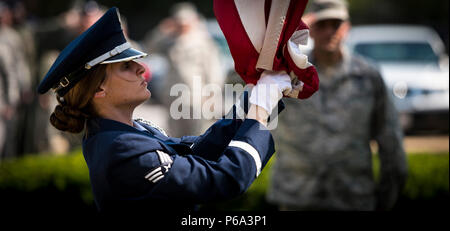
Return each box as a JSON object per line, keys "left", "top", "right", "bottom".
{"left": 37, "top": 8, "right": 292, "bottom": 213}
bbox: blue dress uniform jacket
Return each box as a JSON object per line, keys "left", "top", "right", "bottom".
{"left": 82, "top": 117, "right": 275, "bottom": 212}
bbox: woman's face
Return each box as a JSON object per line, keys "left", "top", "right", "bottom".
{"left": 100, "top": 60, "right": 150, "bottom": 108}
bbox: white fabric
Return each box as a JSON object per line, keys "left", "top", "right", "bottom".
{"left": 255, "top": 0, "right": 291, "bottom": 71}
{"left": 100, "top": 54, "right": 147, "bottom": 64}
{"left": 156, "top": 150, "right": 173, "bottom": 164}
{"left": 287, "top": 29, "right": 313, "bottom": 69}
{"left": 147, "top": 171, "right": 163, "bottom": 183}
{"left": 249, "top": 71, "right": 292, "bottom": 113}
{"left": 85, "top": 42, "right": 132, "bottom": 69}
{"left": 134, "top": 118, "right": 168, "bottom": 136}
{"left": 229, "top": 140, "right": 262, "bottom": 177}
{"left": 144, "top": 150, "right": 173, "bottom": 183}
{"left": 151, "top": 175, "right": 164, "bottom": 183}
{"left": 145, "top": 167, "right": 161, "bottom": 179}
{"left": 234, "top": 0, "right": 267, "bottom": 53}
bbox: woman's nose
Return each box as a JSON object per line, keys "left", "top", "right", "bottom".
{"left": 135, "top": 61, "right": 146, "bottom": 76}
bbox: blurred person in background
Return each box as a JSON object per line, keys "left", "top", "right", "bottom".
{"left": 8, "top": 0, "right": 40, "bottom": 155}
{"left": 0, "top": 41, "right": 10, "bottom": 160}
{"left": 37, "top": 0, "right": 108, "bottom": 154}
{"left": 267, "top": 0, "right": 408, "bottom": 211}
{"left": 0, "top": 0, "right": 32, "bottom": 159}
{"left": 144, "top": 2, "right": 225, "bottom": 137}
{"left": 77, "top": 0, "right": 104, "bottom": 34}
{"left": 34, "top": 0, "right": 86, "bottom": 155}
{"left": 0, "top": 2, "right": 12, "bottom": 160}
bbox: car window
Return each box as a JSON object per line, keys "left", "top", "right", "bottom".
{"left": 354, "top": 42, "right": 439, "bottom": 64}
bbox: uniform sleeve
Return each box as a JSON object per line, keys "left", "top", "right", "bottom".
{"left": 370, "top": 70, "right": 408, "bottom": 211}
{"left": 163, "top": 119, "right": 244, "bottom": 161}
{"left": 189, "top": 95, "right": 285, "bottom": 161}
{"left": 109, "top": 119, "right": 275, "bottom": 205}
{"left": 189, "top": 119, "right": 244, "bottom": 161}
{"left": 178, "top": 135, "right": 198, "bottom": 144}
{"left": 186, "top": 88, "right": 249, "bottom": 161}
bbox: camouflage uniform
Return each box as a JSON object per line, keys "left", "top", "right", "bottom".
{"left": 0, "top": 43, "right": 8, "bottom": 157}
{"left": 0, "top": 25, "right": 31, "bottom": 159}
{"left": 267, "top": 49, "right": 408, "bottom": 211}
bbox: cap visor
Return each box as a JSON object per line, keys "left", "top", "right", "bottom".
{"left": 101, "top": 48, "right": 148, "bottom": 64}
{"left": 314, "top": 9, "right": 349, "bottom": 22}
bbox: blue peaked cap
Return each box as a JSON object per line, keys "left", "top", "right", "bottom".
{"left": 37, "top": 7, "right": 147, "bottom": 96}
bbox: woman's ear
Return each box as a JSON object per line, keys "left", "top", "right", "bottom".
{"left": 94, "top": 87, "right": 106, "bottom": 98}
{"left": 95, "top": 65, "right": 109, "bottom": 99}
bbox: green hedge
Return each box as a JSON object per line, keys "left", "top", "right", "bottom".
{"left": 388, "top": 153, "right": 449, "bottom": 210}
{"left": 202, "top": 152, "right": 450, "bottom": 211}
{"left": 0, "top": 149, "right": 96, "bottom": 214}
{"left": 0, "top": 150, "right": 448, "bottom": 212}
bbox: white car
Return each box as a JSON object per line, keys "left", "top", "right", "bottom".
{"left": 346, "top": 25, "right": 449, "bottom": 133}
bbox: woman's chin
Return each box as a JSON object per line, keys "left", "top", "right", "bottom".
{"left": 139, "top": 90, "right": 151, "bottom": 104}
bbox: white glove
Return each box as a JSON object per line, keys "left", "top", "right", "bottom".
{"left": 249, "top": 70, "right": 292, "bottom": 114}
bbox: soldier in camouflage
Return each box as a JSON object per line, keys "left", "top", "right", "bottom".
{"left": 266, "top": 0, "right": 408, "bottom": 211}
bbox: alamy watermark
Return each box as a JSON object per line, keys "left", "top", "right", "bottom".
{"left": 168, "top": 76, "right": 280, "bottom": 130}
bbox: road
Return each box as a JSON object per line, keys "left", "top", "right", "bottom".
{"left": 403, "top": 135, "right": 449, "bottom": 153}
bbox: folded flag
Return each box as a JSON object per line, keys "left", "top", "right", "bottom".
{"left": 214, "top": 0, "right": 319, "bottom": 99}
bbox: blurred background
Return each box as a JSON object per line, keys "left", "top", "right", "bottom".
{"left": 0, "top": 0, "right": 448, "bottom": 214}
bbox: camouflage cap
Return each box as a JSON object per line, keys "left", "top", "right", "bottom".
{"left": 309, "top": 0, "right": 349, "bottom": 22}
